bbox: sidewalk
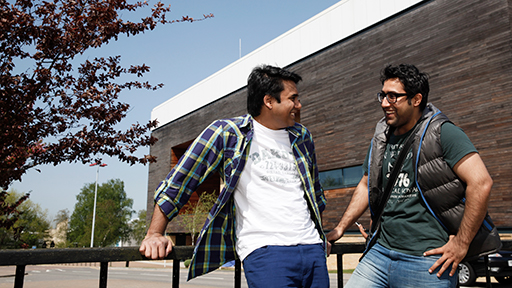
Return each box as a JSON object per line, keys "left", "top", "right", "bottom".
{"left": 0, "top": 260, "right": 178, "bottom": 278}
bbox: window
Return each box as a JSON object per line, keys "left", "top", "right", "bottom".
{"left": 319, "top": 165, "right": 363, "bottom": 189}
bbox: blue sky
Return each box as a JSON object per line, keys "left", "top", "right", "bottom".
{"left": 10, "top": 0, "right": 341, "bottom": 222}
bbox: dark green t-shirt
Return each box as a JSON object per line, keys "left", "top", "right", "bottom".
{"left": 363, "top": 122, "right": 478, "bottom": 256}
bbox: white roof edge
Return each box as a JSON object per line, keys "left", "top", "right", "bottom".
{"left": 152, "top": 0, "right": 424, "bottom": 129}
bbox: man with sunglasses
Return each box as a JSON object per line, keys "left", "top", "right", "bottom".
{"left": 327, "top": 64, "right": 493, "bottom": 287}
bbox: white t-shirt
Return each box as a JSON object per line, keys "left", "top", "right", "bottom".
{"left": 234, "top": 120, "right": 321, "bottom": 261}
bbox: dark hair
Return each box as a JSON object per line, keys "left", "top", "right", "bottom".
{"left": 247, "top": 65, "right": 302, "bottom": 117}
{"left": 380, "top": 64, "right": 429, "bottom": 111}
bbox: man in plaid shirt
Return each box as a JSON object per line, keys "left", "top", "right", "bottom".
{"left": 140, "top": 65, "right": 329, "bottom": 287}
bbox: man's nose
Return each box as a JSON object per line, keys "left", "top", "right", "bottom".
{"left": 381, "top": 96, "right": 391, "bottom": 108}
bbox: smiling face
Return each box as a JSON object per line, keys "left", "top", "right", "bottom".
{"left": 381, "top": 78, "right": 422, "bottom": 135}
{"left": 256, "top": 79, "right": 301, "bottom": 130}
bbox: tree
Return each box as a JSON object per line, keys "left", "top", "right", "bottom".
{"left": 180, "top": 191, "right": 217, "bottom": 246}
{"left": 0, "top": 190, "right": 51, "bottom": 249}
{"left": 0, "top": 191, "right": 29, "bottom": 238}
{"left": 68, "top": 179, "right": 133, "bottom": 247}
{"left": 0, "top": 0, "right": 213, "bottom": 189}
{"left": 54, "top": 208, "right": 69, "bottom": 226}
{"left": 130, "top": 209, "right": 147, "bottom": 245}
{"left": 0, "top": 190, "right": 30, "bottom": 248}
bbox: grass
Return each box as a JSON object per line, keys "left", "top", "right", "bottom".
{"left": 329, "top": 269, "right": 354, "bottom": 274}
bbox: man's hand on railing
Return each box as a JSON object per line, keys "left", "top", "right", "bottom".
{"left": 326, "top": 227, "right": 343, "bottom": 242}
{"left": 326, "top": 227, "right": 344, "bottom": 256}
{"left": 140, "top": 204, "right": 173, "bottom": 259}
{"left": 139, "top": 232, "right": 173, "bottom": 260}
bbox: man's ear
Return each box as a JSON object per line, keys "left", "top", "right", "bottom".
{"left": 413, "top": 93, "right": 422, "bottom": 107}
{"left": 263, "top": 95, "right": 273, "bottom": 110}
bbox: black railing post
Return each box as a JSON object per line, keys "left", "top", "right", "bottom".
{"left": 235, "top": 259, "right": 241, "bottom": 288}
{"left": 172, "top": 259, "right": 180, "bottom": 288}
{"left": 484, "top": 255, "right": 492, "bottom": 288}
{"left": 100, "top": 262, "right": 108, "bottom": 288}
{"left": 337, "top": 254, "right": 344, "bottom": 288}
{"left": 14, "top": 265, "right": 25, "bottom": 288}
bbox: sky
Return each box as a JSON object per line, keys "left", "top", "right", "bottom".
{"left": 9, "top": 0, "right": 342, "bottom": 223}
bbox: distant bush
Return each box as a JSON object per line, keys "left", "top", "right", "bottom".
{"left": 184, "top": 259, "right": 191, "bottom": 268}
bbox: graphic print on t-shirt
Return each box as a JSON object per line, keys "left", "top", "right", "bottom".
{"left": 248, "top": 148, "right": 299, "bottom": 185}
{"left": 383, "top": 141, "right": 419, "bottom": 204}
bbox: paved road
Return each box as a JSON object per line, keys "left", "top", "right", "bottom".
{"left": 0, "top": 264, "right": 343, "bottom": 288}
{"left": 0, "top": 264, "right": 506, "bottom": 288}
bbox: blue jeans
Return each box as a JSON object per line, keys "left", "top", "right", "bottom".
{"left": 242, "top": 244, "right": 329, "bottom": 288}
{"left": 346, "top": 242, "right": 457, "bottom": 288}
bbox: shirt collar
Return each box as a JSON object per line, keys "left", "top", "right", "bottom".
{"left": 243, "top": 114, "right": 302, "bottom": 139}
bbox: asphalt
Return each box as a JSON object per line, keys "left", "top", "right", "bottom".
{"left": 0, "top": 260, "right": 503, "bottom": 288}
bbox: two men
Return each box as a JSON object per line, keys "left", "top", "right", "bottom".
{"left": 141, "top": 63, "right": 493, "bottom": 287}
{"left": 140, "top": 65, "right": 329, "bottom": 287}
{"left": 327, "top": 64, "right": 493, "bottom": 287}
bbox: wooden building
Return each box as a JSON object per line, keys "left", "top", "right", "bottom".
{"left": 146, "top": 0, "right": 512, "bottom": 243}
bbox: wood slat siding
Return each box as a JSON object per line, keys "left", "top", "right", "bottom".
{"left": 148, "top": 0, "right": 512, "bottom": 231}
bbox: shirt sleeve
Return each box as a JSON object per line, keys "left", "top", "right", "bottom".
{"left": 312, "top": 153, "right": 327, "bottom": 213}
{"left": 440, "top": 122, "right": 478, "bottom": 168}
{"left": 309, "top": 133, "right": 327, "bottom": 213}
{"left": 154, "top": 121, "right": 225, "bottom": 220}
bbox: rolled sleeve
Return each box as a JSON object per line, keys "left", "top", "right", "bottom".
{"left": 155, "top": 190, "right": 179, "bottom": 219}
{"left": 153, "top": 121, "right": 225, "bottom": 220}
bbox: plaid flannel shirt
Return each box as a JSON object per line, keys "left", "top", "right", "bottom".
{"left": 154, "top": 114, "right": 327, "bottom": 280}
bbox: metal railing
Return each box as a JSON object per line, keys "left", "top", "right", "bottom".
{"left": 0, "top": 242, "right": 364, "bottom": 288}
{"left": 0, "top": 245, "right": 194, "bottom": 288}
{"left": 1, "top": 240, "right": 510, "bottom": 288}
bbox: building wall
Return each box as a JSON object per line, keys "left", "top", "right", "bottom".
{"left": 147, "top": 0, "right": 512, "bottom": 231}
{"left": 150, "top": 0, "right": 426, "bottom": 129}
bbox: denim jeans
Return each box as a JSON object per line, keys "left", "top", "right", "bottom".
{"left": 242, "top": 244, "right": 329, "bottom": 288}
{"left": 346, "top": 242, "right": 457, "bottom": 288}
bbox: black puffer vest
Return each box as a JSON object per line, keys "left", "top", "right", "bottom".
{"left": 366, "top": 104, "right": 465, "bottom": 249}
{"left": 362, "top": 103, "right": 499, "bottom": 261}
